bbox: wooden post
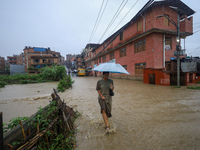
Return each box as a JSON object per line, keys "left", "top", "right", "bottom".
{"left": 19, "top": 120, "right": 26, "bottom": 141}
{"left": 0, "top": 112, "right": 4, "bottom": 150}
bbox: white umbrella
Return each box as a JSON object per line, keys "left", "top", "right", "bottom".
{"left": 92, "top": 62, "right": 129, "bottom": 74}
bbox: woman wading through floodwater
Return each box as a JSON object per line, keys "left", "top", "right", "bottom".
{"left": 96, "top": 71, "right": 114, "bottom": 133}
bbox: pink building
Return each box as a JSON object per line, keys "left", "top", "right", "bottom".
{"left": 90, "top": 0, "right": 195, "bottom": 85}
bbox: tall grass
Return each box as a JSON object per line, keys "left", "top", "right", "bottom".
{"left": 0, "top": 65, "right": 74, "bottom": 92}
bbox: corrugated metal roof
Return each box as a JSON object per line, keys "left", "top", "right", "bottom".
{"left": 34, "top": 48, "right": 46, "bottom": 52}
{"left": 181, "top": 62, "right": 197, "bottom": 72}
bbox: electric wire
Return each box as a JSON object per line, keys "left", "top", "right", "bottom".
{"left": 93, "top": 0, "right": 109, "bottom": 42}
{"left": 187, "top": 46, "right": 200, "bottom": 52}
{"left": 97, "top": 0, "right": 126, "bottom": 43}
{"left": 88, "top": 0, "right": 105, "bottom": 43}
{"left": 195, "top": 8, "right": 200, "bottom": 12}
{"left": 187, "top": 46, "right": 200, "bottom": 55}
{"left": 194, "top": 21, "right": 200, "bottom": 24}
{"left": 193, "top": 25, "right": 200, "bottom": 29}
{"left": 194, "top": 29, "right": 200, "bottom": 34}
{"left": 98, "top": 0, "right": 129, "bottom": 43}
{"left": 110, "top": 0, "right": 139, "bottom": 36}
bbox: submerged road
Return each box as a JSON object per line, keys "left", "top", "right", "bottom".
{"left": 59, "top": 77, "right": 200, "bottom": 150}
{"left": 1, "top": 76, "right": 200, "bottom": 149}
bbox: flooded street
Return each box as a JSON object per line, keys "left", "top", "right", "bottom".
{"left": 0, "top": 82, "right": 58, "bottom": 123}
{"left": 1, "top": 77, "right": 200, "bottom": 149}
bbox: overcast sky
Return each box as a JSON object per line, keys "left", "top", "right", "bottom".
{"left": 0, "top": 0, "right": 199, "bottom": 59}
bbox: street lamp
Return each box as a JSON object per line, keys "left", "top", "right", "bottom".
{"left": 156, "top": 8, "right": 181, "bottom": 88}
{"left": 176, "top": 37, "right": 180, "bottom": 43}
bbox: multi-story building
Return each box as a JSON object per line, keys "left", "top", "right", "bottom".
{"left": 7, "top": 54, "right": 24, "bottom": 65}
{"left": 7, "top": 55, "right": 17, "bottom": 65}
{"left": 24, "top": 46, "right": 62, "bottom": 73}
{"left": 90, "top": 0, "right": 195, "bottom": 85}
{"left": 60, "top": 56, "right": 65, "bottom": 66}
{"left": 66, "top": 54, "right": 76, "bottom": 70}
{"left": 16, "top": 53, "right": 24, "bottom": 65}
{"left": 84, "top": 43, "right": 100, "bottom": 69}
{"left": 0, "top": 56, "right": 5, "bottom": 71}
{"left": 75, "top": 54, "right": 82, "bottom": 69}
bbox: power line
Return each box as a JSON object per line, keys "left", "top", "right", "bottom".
{"left": 193, "top": 25, "right": 200, "bottom": 29}
{"left": 97, "top": 0, "right": 126, "bottom": 43}
{"left": 110, "top": 0, "right": 139, "bottom": 36}
{"left": 194, "top": 29, "right": 200, "bottom": 34}
{"left": 187, "top": 47, "right": 200, "bottom": 55}
{"left": 98, "top": 0, "right": 129, "bottom": 43}
{"left": 195, "top": 8, "right": 200, "bottom": 12}
{"left": 93, "top": 0, "right": 109, "bottom": 41}
{"left": 88, "top": 0, "right": 105, "bottom": 43}
{"left": 194, "top": 21, "right": 200, "bottom": 24}
{"left": 186, "top": 46, "right": 200, "bottom": 52}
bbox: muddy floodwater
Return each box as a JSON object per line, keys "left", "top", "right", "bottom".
{"left": 1, "top": 77, "right": 200, "bottom": 149}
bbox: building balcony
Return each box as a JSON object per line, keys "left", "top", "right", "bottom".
{"left": 180, "top": 16, "right": 193, "bottom": 34}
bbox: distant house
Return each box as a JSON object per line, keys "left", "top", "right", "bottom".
{"left": 7, "top": 53, "right": 24, "bottom": 66}
{"left": 84, "top": 43, "right": 100, "bottom": 70}
{"left": 0, "top": 56, "right": 5, "bottom": 71}
{"left": 7, "top": 55, "right": 17, "bottom": 65}
{"left": 23, "top": 46, "right": 63, "bottom": 73}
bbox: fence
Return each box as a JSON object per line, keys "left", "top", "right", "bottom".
{"left": 10, "top": 65, "right": 25, "bottom": 75}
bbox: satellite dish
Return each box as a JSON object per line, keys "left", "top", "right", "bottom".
{"left": 165, "top": 45, "right": 171, "bottom": 50}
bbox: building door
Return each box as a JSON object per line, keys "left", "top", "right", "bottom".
{"left": 189, "top": 73, "right": 193, "bottom": 83}
{"left": 149, "top": 74, "right": 155, "bottom": 84}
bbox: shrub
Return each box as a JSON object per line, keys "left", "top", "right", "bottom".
{"left": 0, "top": 81, "right": 6, "bottom": 88}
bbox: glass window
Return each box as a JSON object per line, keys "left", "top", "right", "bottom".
{"left": 120, "top": 47, "right": 126, "bottom": 57}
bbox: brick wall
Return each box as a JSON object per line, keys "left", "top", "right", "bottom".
{"left": 91, "top": 3, "right": 193, "bottom": 79}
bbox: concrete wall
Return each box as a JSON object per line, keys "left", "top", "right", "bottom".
{"left": 143, "top": 68, "right": 170, "bottom": 86}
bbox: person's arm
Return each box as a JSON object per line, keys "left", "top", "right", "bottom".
{"left": 97, "top": 90, "right": 106, "bottom": 100}
{"left": 110, "top": 80, "right": 114, "bottom": 91}
{"left": 96, "top": 80, "right": 105, "bottom": 100}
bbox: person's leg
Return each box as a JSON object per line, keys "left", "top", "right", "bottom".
{"left": 102, "top": 110, "right": 109, "bottom": 132}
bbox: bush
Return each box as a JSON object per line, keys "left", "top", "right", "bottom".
{"left": 57, "top": 76, "right": 74, "bottom": 92}
{"left": 0, "top": 81, "right": 6, "bottom": 88}
{"left": 40, "top": 65, "right": 66, "bottom": 81}
{"left": 0, "top": 65, "right": 74, "bottom": 92}
{"left": 187, "top": 86, "right": 200, "bottom": 90}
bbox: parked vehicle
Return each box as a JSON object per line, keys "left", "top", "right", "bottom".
{"left": 77, "top": 68, "right": 86, "bottom": 76}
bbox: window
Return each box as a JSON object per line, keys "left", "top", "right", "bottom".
{"left": 110, "top": 52, "right": 114, "bottom": 60}
{"left": 120, "top": 47, "right": 126, "bottom": 57}
{"left": 165, "top": 37, "right": 172, "bottom": 50}
{"left": 164, "top": 15, "right": 169, "bottom": 26}
{"left": 33, "top": 59, "right": 40, "bottom": 63}
{"left": 122, "top": 65, "right": 127, "bottom": 70}
{"left": 120, "top": 32, "right": 123, "bottom": 41}
{"left": 99, "top": 57, "right": 101, "bottom": 63}
{"left": 43, "top": 59, "right": 46, "bottom": 63}
{"left": 137, "top": 20, "right": 142, "bottom": 31}
{"left": 103, "top": 55, "right": 106, "bottom": 62}
{"left": 48, "top": 59, "right": 54, "bottom": 63}
{"left": 134, "top": 39, "right": 146, "bottom": 53}
{"left": 135, "top": 62, "right": 146, "bottom": 74}
{"left": 165, "top": 62, "right": 171, "bottom": 71}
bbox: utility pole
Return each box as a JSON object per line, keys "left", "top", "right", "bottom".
{"left": 177, "top": 13, "right": 180, "bottom": 87}
{"left": 157, "top": 6, "right": 185, "bottom": 88}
